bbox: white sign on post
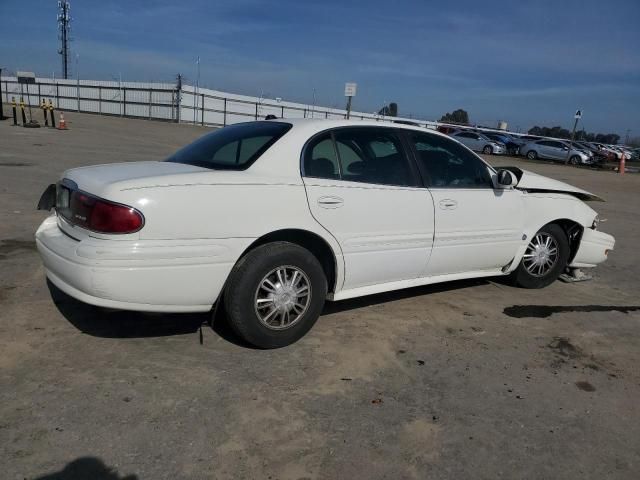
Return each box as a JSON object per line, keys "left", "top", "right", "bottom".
{"left": 575, "top": 110, "right": 582, "bottom": 119}
{"left": 344, "top": 82, "right": 357, "bottom": 97}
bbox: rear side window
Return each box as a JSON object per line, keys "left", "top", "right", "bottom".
{"left": 333, "top": 128, "right": 416, "bottom": 187}
{"left": 303, "top": 134, "right": 340, "bottom": 179}
{"left": 167, "top": 122, "right": 291, "bottom": 170}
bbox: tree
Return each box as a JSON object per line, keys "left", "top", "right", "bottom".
{"left": 528, "top": 126, "right": 620, "bottom": 144}
{"left": 378, "top": 102, "right": 398, "bottom": 117}
{"left": 439, "top": 109, "right": 469, "bottom": 124}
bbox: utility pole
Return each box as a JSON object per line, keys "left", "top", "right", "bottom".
{"left": 566, "top": 109, "right": 581, "bottom": 164}
{"left": 57, "top": 1, "right": 72, "bottom": 79}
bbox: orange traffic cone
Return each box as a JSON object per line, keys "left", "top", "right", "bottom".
{"left": 57, "top": 112, "right": 68, "bottom": 130}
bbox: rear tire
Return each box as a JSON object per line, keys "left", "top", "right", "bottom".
{"left": 223, "top": 242, "right": 327, "bottom": 348}
{"left": 511, "top": 224, "right": 569, "bottom": 289}
{"left": 526, "top": 150, "right": 538, "bottom": 160}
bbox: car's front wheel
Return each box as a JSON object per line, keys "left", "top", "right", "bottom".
{"left": 223, "top": 242, "right": 327, "bottom": 348}
{"left": 569, "top": 155, "right": 580, "bottom": 165}
{"left": 526, "top": 150, "right": 538, "bottom": 160}
{"left": 511, "top": 224, "right": 569, "bottom": 289}
{"left": 483, "top": 145, "right": 493, "bottom": 155}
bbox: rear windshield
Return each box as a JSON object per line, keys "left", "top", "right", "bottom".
{"left": 166, "top": 121, "right": 292, "bottom": 170}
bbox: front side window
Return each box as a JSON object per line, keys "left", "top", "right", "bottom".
{"left": 167, "top": 121, "right": 291, "bottom": 170}
{"left": 333, "top": 128, "right": 416, "bottom": 187}
{"left": 410, "top": 132, "right": 493, "bottom": 189}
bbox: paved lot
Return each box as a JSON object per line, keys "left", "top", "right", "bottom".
{"left": 1, "top": 111, "right": 639, "bottom": 480}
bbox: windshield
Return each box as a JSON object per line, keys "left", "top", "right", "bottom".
{"left": 166, "top": 121, "right": 292, "bottom": 170}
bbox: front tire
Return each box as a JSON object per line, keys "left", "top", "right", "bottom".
{"left": 526, "top": 150, "right": 538, "bottom": 160}
{"left": 483, "top": 145, "right": 493, "bottom": 155}
{"left": 511, "top": 224, "right": 569, "bottom": 289}
{"left": 223, "top": 242, "right": 327, "bottom": 348}
{"left": 569, "top": 155, "right": 580, "bottom": 165}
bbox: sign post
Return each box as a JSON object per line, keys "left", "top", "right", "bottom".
{"left": 17, "top": 71, "right": 40, "bottom": 127}
{"left": 344, "top": 82, "right": 357, "bottom": 119}
{"left": 565, "top": 109, "right": 581, "bottom": 164}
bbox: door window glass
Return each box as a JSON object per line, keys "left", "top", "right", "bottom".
{"left": 410, "top": 132, "right": 493, "bottom": 189}
{"left": 303, "top": 134, "right": 340, "bottom": 179}
{"left": 334, "top": 128, "right": 416, "bottom": 187}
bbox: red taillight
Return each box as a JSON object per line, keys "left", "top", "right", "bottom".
{"left": 64, "top": 190, "right": 144, "bottom": 234}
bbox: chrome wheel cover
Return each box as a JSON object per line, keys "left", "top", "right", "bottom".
{"left": 254, "top": 266, "right": 311, "bottom": 330}
{"left": 522, "top": 232, "right": 559, "bottom": 277}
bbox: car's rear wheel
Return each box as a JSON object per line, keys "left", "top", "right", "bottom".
{"left": 483, "top": 145, "right": 493, "bottom": 155}
{"left": 526, "top": 150, "right": 538, "bottom": 160}
{"left": 511, "top": 224, "right": 569, "bottom": 289}
{"left": 223, "top": 241, "right": 327, "bottom": 348}
{"left": 569, "top": 155, "right": 580, "bottom": 165}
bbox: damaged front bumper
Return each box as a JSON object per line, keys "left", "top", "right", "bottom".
{"left": 569, "top": 228, "right": 615, "bottom": 268}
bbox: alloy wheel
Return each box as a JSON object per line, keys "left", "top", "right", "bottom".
{"left": 254, "top": 266, "right": 311, "bottom": 330}
{"left": 522, "top": 233, "right": 559, "bottom": 277}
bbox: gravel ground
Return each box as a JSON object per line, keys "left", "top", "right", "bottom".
{"left": 1, "top": 111, "right": 639, "bottom": 480}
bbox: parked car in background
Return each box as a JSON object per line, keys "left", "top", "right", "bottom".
{"left": 574, "top": 141, "right": 608, "bottom": 167}
{"left": 482, "top": 132, "right": 524, "bottom": 156}
{"left": 593, "top": 143, "right": 620, "bottom": 160}
{"left": 451, "top": 130, "right": 506, "bottom": 154}
{"left": 520, "top": 139, "right": 591, "bottom": 164}
{"left": 35, "top": 119, "right": 614, "bottom": 348}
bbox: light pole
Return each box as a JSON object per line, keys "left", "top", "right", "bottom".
{"left": 75, "top": 53, "right": 80, "bottom": 111}
{"left": 193, "top": 56, "right": 200, "bottom": 124}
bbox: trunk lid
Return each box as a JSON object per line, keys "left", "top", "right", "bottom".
{"left": 62, "top": 161, "right": 209, "bottom": 198}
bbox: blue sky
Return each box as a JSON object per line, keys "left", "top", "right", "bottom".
{"left": 1, "top": 0, "right": 638, "bottom": 134}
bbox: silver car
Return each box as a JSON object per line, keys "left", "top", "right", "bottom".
{"left": 451, "top": 131, "right": 506, "bottom": 155}
{"left": 520, "top": 139, "right": 591, "bottom": 164}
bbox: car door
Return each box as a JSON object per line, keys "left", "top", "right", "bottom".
{"left": 302, "top": 127, "right": 435, "bottom": 291}
{"left": 407, "top": 131, "right": 524, "bottom": 276}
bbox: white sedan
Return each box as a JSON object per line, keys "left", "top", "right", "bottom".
{"left": 36, "top": 119, "right": 615, "bottom": 348}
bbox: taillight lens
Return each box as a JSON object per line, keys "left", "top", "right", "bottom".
{"left": 61, "top": 190, "right": 144, "bottom": 234}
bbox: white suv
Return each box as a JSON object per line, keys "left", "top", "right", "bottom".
{"left": 36, "top": 120, "right": 614, "bottom": 348}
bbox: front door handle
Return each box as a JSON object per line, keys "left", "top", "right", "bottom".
{"left": 318, "top": 196, "right": 344, "bottom": 209}
{"left": 439, "top": 199, "right": 458, "bottom": 210}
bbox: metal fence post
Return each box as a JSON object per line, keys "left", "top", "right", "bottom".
{"left": 201, "top": 93, "right": 205, "bottom": 125}
{"left": 55, "top": 83, "right": 59, "bottom": 108}
{"left": 149, "top": 90, "right": 153, "bottom": 119}
{"left": 223, "top": 98, "right": 227, "bottom": 126}
{"left": 281, "top": 106, "right": 284, "bottom": 118}
{"left": 37, "top": 83, "right": 41, "bottom": 104}
{"left": 254, "top": 102, "right": 258, "bottom": 120}
{"left": 123, "top": 88, "right": 127, "bottom": 116}
{"left": 98, "top": 86, "right": 102, "bottom": 114}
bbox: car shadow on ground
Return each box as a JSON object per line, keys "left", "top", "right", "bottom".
{"left": 33, "top": 456, "right": 138, "bottom": 480}
{"left": 48, "top": 277, "right": 503, "bottom": 344}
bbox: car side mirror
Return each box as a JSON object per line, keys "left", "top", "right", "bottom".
{"left": 496, "top": 169, "right": 517, "bottom": 188}
{"left": 562, "top": 146, "right": 569, "bottom": 151}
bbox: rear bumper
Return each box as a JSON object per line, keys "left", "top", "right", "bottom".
{"left": 569, "top": 228, "right": 615, "bottom": 268}
{"left": 36, "top": 215, "right": 247, "bottom": 312}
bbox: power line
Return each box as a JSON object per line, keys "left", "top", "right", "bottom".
{"left": 57, "top": 1, "right": 72, "bottom": 79}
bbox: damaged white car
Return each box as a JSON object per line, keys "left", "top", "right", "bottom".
{"left": 36, "top": 120, "right": 615, "bottom": 348}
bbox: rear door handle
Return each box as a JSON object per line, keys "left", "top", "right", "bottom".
{"left": 439, "top": 199, "right": 458, "bottom": 210}
{"left": 318, "top": 196, "right": 344, "bottom": 209}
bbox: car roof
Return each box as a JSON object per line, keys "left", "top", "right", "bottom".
{"left": 268, "top": 118, "right": 453, "bottom": 140}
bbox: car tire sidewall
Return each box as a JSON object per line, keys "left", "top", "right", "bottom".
{"left": 570, "top": 155, "right": 580, "bottom": 165}
{"left": 224, "top": 242, "right": 327, "bottom": 349}
{"left": 527, "top": 150, "right": 537, "bottom": 159}
{"left": 483, "top": 145, "right": 493, "bottom": 155}
{"left": 511, "top": 224, "right": 570, "bottom": 289}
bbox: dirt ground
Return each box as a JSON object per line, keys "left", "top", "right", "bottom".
{"left": 1, "top": 110, "right": 639, "bottom": 480}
